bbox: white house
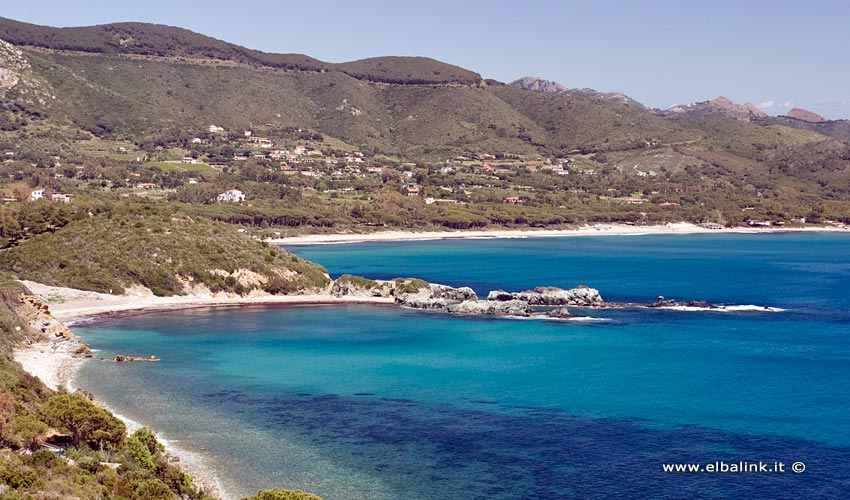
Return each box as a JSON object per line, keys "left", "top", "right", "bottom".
{"left": 191, "top": 137, "right": 202, "bottom": 144}
{"left": 217, "top": 189, "right": 245, "bottom": 203}
{"left": 208, "top": 125, "right": 225, "bottom": 134}
{"left": 30, "top": 189, "right": 45, "bottom": 201}
{"left": 182, "top": 156, "right": 198, "bottom": 164}
{"left": 51, "top": 193, "right": 74, "bottom": 203}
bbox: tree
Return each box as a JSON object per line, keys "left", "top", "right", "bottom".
{"left": 125, "top": 434, "right": 156, "bottom": 470}
{"left": 240, "top": 490, "right": 323, "bottom": 500}
{"left": 7, "top": 414, "right": 48, "bottom": 450}
{"left": 131, "top": 478, "right": 175, "bottom": 500}
{"left": 0, "top": 388, "right": 15, "bottom": 437}
{"left": 39, "top": 393, "right": 126, "bottom": 450}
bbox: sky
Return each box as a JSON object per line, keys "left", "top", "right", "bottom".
{"left": 3, "top": 0, "right": 849, "bottom": 119}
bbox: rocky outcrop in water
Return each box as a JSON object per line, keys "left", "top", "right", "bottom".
{"left": 646, "top": 296, "right": 721, "bottom": 309}
{"left": 395, "top": 282, "right": 603, "bottom": 319}
{"left": 546, "top": 307, "right": 575, "bottom": 319}
{"left": 395, "top": 283, "right": 477, "bottom": 310}
{"left": 446, "top": 299, "right": 533, "bottom": 317}
{"left": 486, "top": 286, "right": 603, "bottom": 306}
{"left": 113, "top": 355, "right": 160, "bottom": 362}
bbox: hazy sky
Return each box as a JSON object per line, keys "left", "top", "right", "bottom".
{"left": 4, "top": 0, "right": 849, "bottom": 119}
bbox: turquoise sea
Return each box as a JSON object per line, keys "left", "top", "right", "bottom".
{"left": 73, "top": 233, "right": 850, "bottom": 499}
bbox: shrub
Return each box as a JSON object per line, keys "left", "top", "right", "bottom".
{"left": 241, "top": 489, "right": 323, "bottom": 500}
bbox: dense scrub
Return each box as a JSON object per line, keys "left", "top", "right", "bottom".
{"left": 0, "top": 209, "right": 330, "bottom": 296}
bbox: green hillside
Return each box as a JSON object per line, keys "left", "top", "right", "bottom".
{"left": 0, "top": 209, "right": 330, "bottom": 296}
{"left": 0, "top": 17, "right": 848, "bottom": 225}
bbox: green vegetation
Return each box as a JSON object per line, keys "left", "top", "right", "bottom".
{"left": 336, "top": 274, "right": 378, "bottom": 290}
{"left": 0, "top": 206, "right": 330, "bottom": 296}
{"left": 39, "top": 393, "right": 125, "bottom": 449}
{"left": 241, "top": 490, "right": 323, "bottom": 500}
{"left": 145, "top": 161, "right": 212, "bottom": 172}
{"left": 336, "top": 56, "right": 480, "bottom": 85}
{"left": 0, "top": 275, "right": 324, "bottom": 498}
{"left": 393, "top": 278, "right": 430, "bottom": 294}
{"left": 0, "top": 17, "right": 847, "bottom": 227}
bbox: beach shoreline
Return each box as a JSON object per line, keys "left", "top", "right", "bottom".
{"left": 22, "top": 281, "right": 393, "bottom": 323}
{"left": 12, "top": 282, "right": 394, "bottom": 500}
{"left": 267, "top": 223, "right": 846, "bottom": 245}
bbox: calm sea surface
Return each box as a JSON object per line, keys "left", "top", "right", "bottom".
{"left": 73, "top": 233, "right": 850, "bottom": 499}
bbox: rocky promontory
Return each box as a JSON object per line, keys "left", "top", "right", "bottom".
{"left": 486, "top": 286, "right": 603, "bottom": 306}
{"left": 393, "top": 282, "right": 603, "bottom": 319}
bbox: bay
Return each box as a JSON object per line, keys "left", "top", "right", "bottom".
{"left": 73, "top": 233, "right": 850, "bottom": 499}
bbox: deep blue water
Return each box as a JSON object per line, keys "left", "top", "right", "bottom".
{"left": 73, "top": 233, "right": 850, "bottom": 499}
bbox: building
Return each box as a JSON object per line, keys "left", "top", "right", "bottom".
{"left": 182, "top": 156, "right": 198, "bottom": 164}
{"left": 217, "top": 189, "right": 245, "bottom": 203}
{"left": 51, "top": 193, "right": 74, "bottom": 203}
{"left": 502, "top": 196, "right": 523, "bottom": 204}
{"left": 403, "top": 183, "right": 420, "bottom": 196}
{"left": 30, "top": 189, "right": 45, "bottom": 201}
{"left": 208, "top": 125, "right": 225, "bottom": 134}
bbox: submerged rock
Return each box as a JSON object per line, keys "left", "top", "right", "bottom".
{"left": 545, "top": 307, "right": 575, "bottom": 319}
{"left": 113, "top": 355, "right": 160, "bottom": 362}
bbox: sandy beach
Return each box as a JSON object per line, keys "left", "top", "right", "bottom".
{"left": 268, "top": 223, "right": 846, "bottom": 245}
{"left": 13, "top": 282, "right": 393, "bottom": 500}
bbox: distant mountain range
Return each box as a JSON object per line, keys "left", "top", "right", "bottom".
{"left": 663, "top": 96, "right": 767, "bottom": 121}
{"left": 509, "top": 76, "right": 646, "bottom": 109}
{"left": 509, "top": 76, "right": 845, "bottom": 134}
{"left": 1, "top": 16, "right": 849, "bottom": 204}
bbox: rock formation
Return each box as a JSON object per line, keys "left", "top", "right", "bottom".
{"left": 486, "top": 286, "right": 603, "bottom": 306}
{"left": 646, "top": 296, "right": 721, "bottom": 309}
{"left": 665, "top": 96, "right": 766, "bottom": 122}
{"left": 787, "top": 108, "right": 826, "bottom": 123}
{"left": 446, "top": 299, "right": 533, "bottom": 317}
{"left": 395, "top": 282, "right": 602, "bottom": 319}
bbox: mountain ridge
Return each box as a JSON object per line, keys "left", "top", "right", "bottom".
{"left": 0, "top": 16, "right": 849, "bottom": 218}
{"left": 0, "top": 16, "right": 482, "bottom": 86}
{"left": 508, "top": 75, "right": 646, "bottom": 109}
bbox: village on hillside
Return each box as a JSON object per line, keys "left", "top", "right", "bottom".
{"left": 1, "top": 122, "right": 846, "bottom": 240}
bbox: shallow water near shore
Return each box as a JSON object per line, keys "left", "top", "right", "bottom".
{"left": 73, "top": 233, "right": 850, "bottom": 499}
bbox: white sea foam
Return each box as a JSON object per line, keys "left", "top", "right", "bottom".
{"left": 565, "top": 316, "right": 610, "bottom": 322}
{"left": 657, "top": 305, "right": 785, "bottom": 313}
{"left": 501, "top": 314, "right": 610, "bottom": 322}
{"left": 724, "top": 305, "right": 786, "bottom": 312}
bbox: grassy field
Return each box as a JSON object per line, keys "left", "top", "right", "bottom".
{"left": 145, "top": 161, "right": 213, "bottom": 172}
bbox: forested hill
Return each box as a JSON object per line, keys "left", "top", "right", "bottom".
{"left": 0, "top": 16, "right": 480, "bottom": 85}
{"left": 1, "top": 17, "right": 849, "bottom": 225}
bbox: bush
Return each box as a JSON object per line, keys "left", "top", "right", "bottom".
{"left": 27, "top": 448, "right": 58, "bottom": 468}
{"left": 241, "top": 489, "right": 323, "bottom": 500}
{"left": 125, "top": 434, "right": 156, "bottom": 470}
